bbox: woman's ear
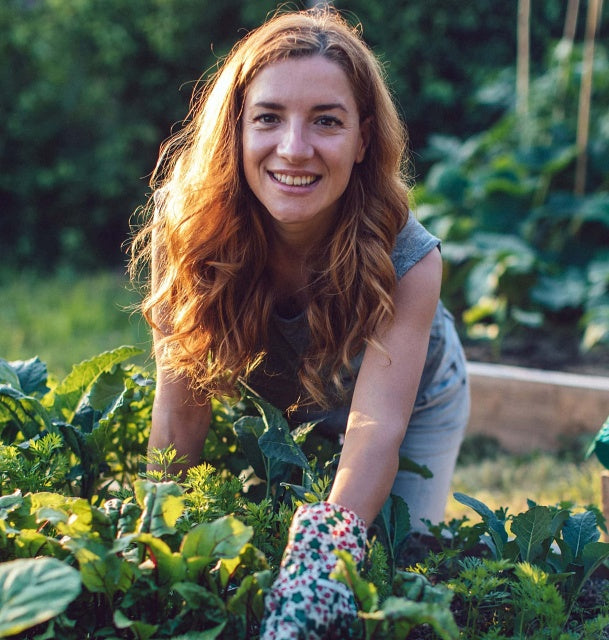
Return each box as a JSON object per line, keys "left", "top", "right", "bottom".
{"left": 356, "top": 117, "right": 372, "bottom": 164}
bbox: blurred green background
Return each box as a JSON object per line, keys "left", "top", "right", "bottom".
{"left": 1, "top": 0, "right": 608, "bottom": 375}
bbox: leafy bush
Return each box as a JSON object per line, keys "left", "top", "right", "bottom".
{"left": 4, "top": 1, "right": 607, "bottom": 271}
{"left": 416, "top": 37, "right": 609, "bottom": 356}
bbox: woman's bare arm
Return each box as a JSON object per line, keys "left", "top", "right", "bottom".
{"left": 148, "top": 353, "right": 211, "bottom": 475}
{"left": 328, "top": 247, "right": 443, "bottom": 525}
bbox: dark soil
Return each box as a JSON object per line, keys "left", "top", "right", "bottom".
{"left": 398, "top": 533, "right": 609, "bottom": 639}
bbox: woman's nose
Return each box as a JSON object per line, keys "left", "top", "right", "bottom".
{"left": 277, "top": 121, "right": 314, "bottom": 162}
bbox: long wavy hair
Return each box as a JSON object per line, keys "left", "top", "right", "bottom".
{"left": 130, "top": 7, "right": 410, "bottom": 409}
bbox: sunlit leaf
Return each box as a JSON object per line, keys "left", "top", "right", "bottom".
{"left": 0, "top": 557, "right": 81, "bottom": 637}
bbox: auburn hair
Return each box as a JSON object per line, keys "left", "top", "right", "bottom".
{"left": 130, "top": 7, "right": 410, "bottom": 408}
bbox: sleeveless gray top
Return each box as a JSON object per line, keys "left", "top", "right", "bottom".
{"left": 245, "top": 214, "right": 447, "bottom": 429}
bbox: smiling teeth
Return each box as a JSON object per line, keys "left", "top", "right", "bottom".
{"left": 272, "top": 173, "right": 317, "bottom": 186}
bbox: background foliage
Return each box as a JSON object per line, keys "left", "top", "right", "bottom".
{"left": 2, "top": 0, "right": 607, "bottom": 270}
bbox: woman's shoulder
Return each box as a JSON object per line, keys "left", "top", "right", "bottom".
{"left": 391, "top": 213, "right": 441, "bottom": 280}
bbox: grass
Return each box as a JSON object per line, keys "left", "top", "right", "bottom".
{"left": 0, "top": 268, "right": 152, "bottom": 379}
{"left": 447, "top": 441, "right": 604, "bottom": 524}
{"left": 1, "top": 268, "right": 606, "bottom": 523}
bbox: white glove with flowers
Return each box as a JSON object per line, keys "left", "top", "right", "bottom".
{"left": 260, "top": 501, "right": 367, "bottom": 639}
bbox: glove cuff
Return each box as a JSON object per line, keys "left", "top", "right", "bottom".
{"left": 285, "top": 501, "right": 367, "bottom": 567}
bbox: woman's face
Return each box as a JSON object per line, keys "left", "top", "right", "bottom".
{"left": 242, "top": 55, "right": 368, "bottom": 241}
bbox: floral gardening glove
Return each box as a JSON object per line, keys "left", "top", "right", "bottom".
{"left": 260, "top": 501, "right": 367, "bottom": 640}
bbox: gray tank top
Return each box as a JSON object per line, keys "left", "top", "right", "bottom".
{"left": 245, "top": 214, "right": 447, "bottom": 428}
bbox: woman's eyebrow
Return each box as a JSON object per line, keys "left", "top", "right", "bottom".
{"left": 251, "top": 101, "right": 284, "bottom": 110}
{"left": 312, "top": 103, "right": 348, "bottom": 112}
{"left": 250, "top": 101, "right": 348, "bottom": 112}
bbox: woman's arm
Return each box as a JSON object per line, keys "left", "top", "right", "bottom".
{"left": 146, "top": 206, "right": 211, "bottom": 475}
{"left": 148, "top": 358, "right": 211, "bottom": 476}
{"left": 328, "top": 247, "right": 443, "bottom": 525}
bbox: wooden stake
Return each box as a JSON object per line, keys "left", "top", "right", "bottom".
{"left": 575, "top": 0, "right": 602, "bottom": 195}
{"left": 563, "top": 0, "right": 581, "bottom": 41}
{"left": 517, "top": 0, "right": 531, "bottom": 149}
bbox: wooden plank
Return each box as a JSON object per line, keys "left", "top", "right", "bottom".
{"left": 466, "top": 362, "right": 609, "bottom": 453}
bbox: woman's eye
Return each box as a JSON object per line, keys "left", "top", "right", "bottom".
{"left": 254, "top": 113, "right": 279, "bottom": 125}
{"left": 317, "top": 116, "right": 342, "bottom": 127}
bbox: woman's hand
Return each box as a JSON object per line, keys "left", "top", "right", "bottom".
{"left": 260, "top": 502, "right": 366, "bottom": 639}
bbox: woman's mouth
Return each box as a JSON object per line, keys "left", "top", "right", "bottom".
{"left": 270, "top": 172, "right": 320, "bottom": 187}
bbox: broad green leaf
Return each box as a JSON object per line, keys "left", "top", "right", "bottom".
{"left": 454, "top": 492, "right": 508, "bottom": 557}
{"left": 251, "top": 395, "right": 310, "bottom": 471}
{"left": 75, "top": 544, "right": 136, "bottom": 598}
{"left": 172, "top": 582, "right": 226, "bottom": 618}
{"left": 574, "top": 192, "right": 609, "bottom": 225}
{"left": 10, "top": 358, "right": 49, "bottom": 395}
{"left": 0, "top": 491, "right": 23, "bottom": 520}
{"left": 134, "top": 532, "right": 186, "bottom": 585}
{"left": 250, "top": 395, "right": 286, "bottom": 432}
{"left": 396, "top": 570, "right": 455, "bottom": 607}
{"left": 581, "top": 541, "right": 609, "bottom": 575}
{"left": 332, "top": 549, "right": 379, "bottom": 613}
{"left": 38, "top": 497, "right": 94, "bottom": 537}
{"left": 233, "top": 415, "right": 266, "bottom": 479}
{"left": 13, "top": 529, "right": 66, "bottom": 560}
{"left": 87, "top": 367, "right": 129, "bottom": 412}
{"left": 518, "top": 143, "right": 576, "bottom": 175}
{"left": 50, "top": 346, "right": 142, "bottom": 423}
{"left": 383, "top": 494, "right": 411, "bottom": 553}
{"left": 453, "top": 493, "right": 496, "bottom": 521}
{"left": 531, "top": 268, "right": 587, "bottom": 312}
{"left": 0, "top": 385, "right": 52, "bottom": 439}
{"left": 134, "top": 479, "right": 184, "bottom": 536}
{"left": 563, "top": 541, "right": 609, "bottom": 615}
{"left": 360, "top": 596, "right": 459, "bottom": 640}
{"left": 258, "top": 423, "right": 309, "bottom": 470}
{"left": 511, "top": 506, "right": 553, "bottom": 562}
{"left": 0, "top": 360, "right": 21, "bottom": 390}
{"left": 227, "top": 570, "right": 272, "bottom": 621}
{"left": 0, "top": 557, "right": 81, "bottom": 637}
{"left": 218, "top": 543, "right": 268, "bottom": 589}
{"left": 290, "top": 420, "right": 321, "bottom": 445}
{"left": 113, "top": 610, "right": 158, "bottom": 640}
{"left": 182, "top": 516, "right": 253, "bottom": 560}
{"left": 587, "top": 415, "right": 609, "bottom": 469}
{"left": 563, "top": 511, "right": 600, "bottom": 559}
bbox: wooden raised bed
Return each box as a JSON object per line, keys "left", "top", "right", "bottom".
{"left": 466, "top": 361, "right": 609, "bottom": 453}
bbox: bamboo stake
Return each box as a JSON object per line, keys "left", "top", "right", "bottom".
{"left": 575, "top": 0, "right": 602, "bottom": 195}
{"left": 517, "top": 0, "right": 531, "bottom": 149}
{"left": 553, "top": 0, "right": 580, "bottom": 125}
{"left": 563, "top": 0, "right": 581, "bottom": 41}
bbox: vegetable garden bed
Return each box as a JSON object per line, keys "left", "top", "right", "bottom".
{"left": 1, "top": 347, "right": 609, "bottom": 639}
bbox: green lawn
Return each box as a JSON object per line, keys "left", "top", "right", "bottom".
{"left": 0, "top": 269, "right": 152, "bottom": 379}
{"left": 448, "top": 447, "right": 604, "bottom": 524}
{"left": 1, "top": 269, "right": 604, "bottom": 522}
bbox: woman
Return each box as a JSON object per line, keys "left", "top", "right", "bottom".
{"left": 131, "top": 7, "right": 469, "bottom": 638}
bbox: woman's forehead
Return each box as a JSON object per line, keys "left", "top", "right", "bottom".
{"left": 244, "top": 56, "right": 357, "bottom": 109}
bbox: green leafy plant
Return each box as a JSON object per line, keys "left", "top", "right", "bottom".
{"left": 454, "top": 492, "right": 609, "bottom": 626}
{"left": 0, "top": 348, "right": 153, "bottom": 501}
{"left": 2, "top": 348, "right": 609, "bottom": 638}
{"left": 417, "top": 37, "right": 609, "bottom": 356}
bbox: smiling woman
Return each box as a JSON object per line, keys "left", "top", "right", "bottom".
{"left": 130, "top": 7, "right": 469, "bottom": 638}
{"left": 242, "top": 56, "right": 368, "bottom": 239}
